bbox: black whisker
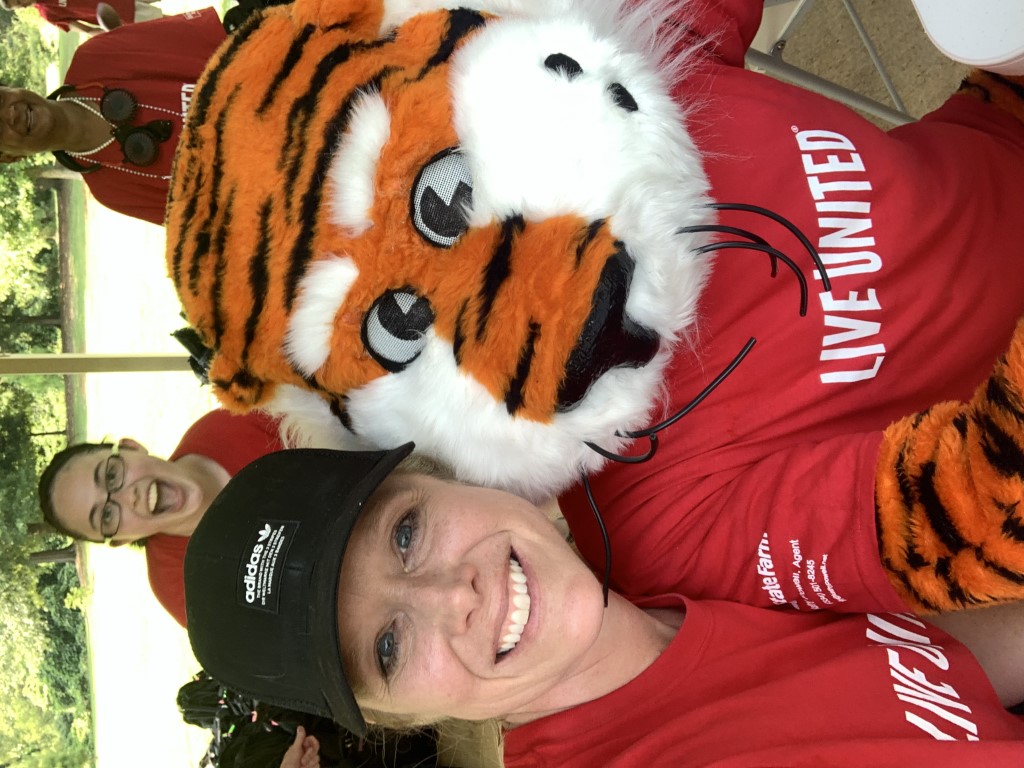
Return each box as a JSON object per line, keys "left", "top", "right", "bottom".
{"left": 697, "top": 240, "right": 809, "bottom": 315}
{"left": 708, "top": 201, "right": 831, "bottom": 291}
{"left": 677, "top": 223, "right": 777, "bottom": 276}
{"left": 584, "top": 337, "right": 755, "bottom": 461}
{"left": 585, "top": 432, "right": 659, "bottom": 463}
{"left": 581, "top": 203, "right": 820, "bottom": 610}
{"left": 631, "top": 337, "right": 755, "bottom": 439}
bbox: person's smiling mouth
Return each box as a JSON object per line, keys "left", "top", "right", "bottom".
{"left": 146, "top": 480, "right": 183, "bottom": 516}
{"left": 12, "top": 101, "right": 34, "bottom": 136}
{"left": 496, "top": 553, "right": 531, "bottom": 662}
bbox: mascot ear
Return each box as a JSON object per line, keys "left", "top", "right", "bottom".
{"left": 208, "top": 357, "right": 272, "bottom": 412}
{"left": 290, "top": 0, "right": 385, "bottom": 35}
{"left": 291, "top": 0, "right": 499, "bottom": 36}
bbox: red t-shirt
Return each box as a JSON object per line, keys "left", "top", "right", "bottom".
{"left": 558, "top": 0, "right": 1024, "bottom": 614}
{"left": 61, "top": 8, "right": 225, "bottom": 224}
{"left": 145, "top": 409, "right": 283, "bottom": 626}
{"left": 504, "top": 597, "right": 1024, "bottom": 767}
{"left": 35, "top": 0, "right": 133, "bottom": 29}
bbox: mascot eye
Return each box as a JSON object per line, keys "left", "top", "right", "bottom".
{"left": 411, "top": 148, "right": 473, "bottom": 248}
{"left": 362, "top": 289, "right": 435, "bottom": 373}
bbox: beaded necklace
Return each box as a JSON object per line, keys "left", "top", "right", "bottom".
{"left": 59, "top": 94, "right": 178, "bottom": 180}
{"left": 61, "top": 97, "right": 115, "bottom": 156}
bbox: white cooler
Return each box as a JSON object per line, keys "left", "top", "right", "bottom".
{"left": 911, "top": 0, "right": 1024, "bottom": 75}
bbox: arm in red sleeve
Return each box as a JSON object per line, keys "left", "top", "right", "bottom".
{"left": 146, "top": 535, "right": 189, "bottom": 627}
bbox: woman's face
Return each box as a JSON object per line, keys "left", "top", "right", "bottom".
{"left": 49, "top": 441, "right": 206, "bottom": 543}
{"left": 336, "top": 473, "right": 607, "bottom": 723}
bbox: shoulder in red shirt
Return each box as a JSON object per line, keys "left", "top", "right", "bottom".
{"left": 145, "top": 409, "right": 283, "bottom": 626}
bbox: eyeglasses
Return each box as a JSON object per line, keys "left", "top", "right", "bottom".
{"left": 100, "top": 446, "right": 125, "bottom": 540}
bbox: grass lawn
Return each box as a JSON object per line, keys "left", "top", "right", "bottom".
{"left": 53, "top": 5, "right": 86, "bottom": 439}
{"left": 63, "top": 179, "right": 88, "bottom": 439}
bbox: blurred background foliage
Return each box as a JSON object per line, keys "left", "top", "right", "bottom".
{"left": 0, "top": 9, "right": 94, "bottom": 766}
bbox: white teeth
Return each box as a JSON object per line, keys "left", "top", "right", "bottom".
{"left": 498, "top": 557, "right": 531, "bottom": 656}
{"left": 148, "top": 483, "right": 158, "bottom": 513}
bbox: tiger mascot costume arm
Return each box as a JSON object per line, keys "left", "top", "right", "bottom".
{"left": 166, "top": 0, "right": 1024, "bottom": 616}
{"left": 878, "top": 317, "right": 1024, "bottom": 612}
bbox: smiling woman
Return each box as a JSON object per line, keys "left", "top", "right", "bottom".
{"left": 38, "top": 409, "right": 284, "bottom": 626}
{"left": 334, "top": 470, "right": 642, "bottom": 728}
{"left": 185, "top": 447, "right": 1024, "bottom": 768}
{"left": 44, "top": 438, "right": 225, "bottom": 542}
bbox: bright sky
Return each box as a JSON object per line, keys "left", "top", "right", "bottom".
{"left": 82, "top": 206, "right": 219, "bottom": 768}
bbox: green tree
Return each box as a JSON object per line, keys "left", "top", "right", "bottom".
{"left": 0, "top": 13, "right": 62, "bottom": 355}
{"left": 0, "top": 280, "right": 62, "bottom": 353}
{"left": 0, "top": 16, "right": 90, "bottom": 766}
{"left": 0, "top": 382, "right": 92, "bottom": 764}
{"left": 0, "top": 177, "right": 59, "bottom": 340}
{"left": 0, "top": 11, "right": 51, "bottom": 88}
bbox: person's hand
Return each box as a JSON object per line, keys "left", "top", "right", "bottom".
{"left": 279, "top": 726, "right": 321, "bottom": 768}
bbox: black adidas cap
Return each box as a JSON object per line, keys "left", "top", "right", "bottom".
{"left": 184, "top": 444, "right": 415, "bottom": 737}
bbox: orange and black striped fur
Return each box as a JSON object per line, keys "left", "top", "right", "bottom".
{"left": 877, "top": 316, "right": 1024, "bottom": 613}
{"left": 959, "top": 70, "right": 1024, "bottom": 128}
{"left": 168, "top": 2, "right": 499, "bottom": 412}
{"left": 166, "top": 0, "right": 713, "bottom": 500}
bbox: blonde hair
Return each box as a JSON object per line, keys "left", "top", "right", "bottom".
{"left": 436, "top": 719, "right": 504, "bottom": 768}
{"left": 350, "top": 710, "right": 503, "bottom": 767}
{"left": 394, "top": 451, "right": 456, "bottom": 480}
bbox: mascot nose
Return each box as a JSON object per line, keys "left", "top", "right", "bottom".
{"left": 556, "top": 248, "right": 659, "bottom": 411}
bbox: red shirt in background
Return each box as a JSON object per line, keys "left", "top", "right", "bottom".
{"left": 34, "top": 0, "right": 134, "bottom": 29}
{"left": 60, "top": 7, "right": 225, "bottom": 224}
{"left": 145, "top": 409, "right": 283, "bottom": 627}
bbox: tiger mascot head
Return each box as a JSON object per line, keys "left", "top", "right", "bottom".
{"left": 166, "top": 0, "right": 713, "bottom": 500}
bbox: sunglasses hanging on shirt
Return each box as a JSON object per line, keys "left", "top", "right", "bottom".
{"left": 47, "top": 84, "right": 174, "bottom": 173}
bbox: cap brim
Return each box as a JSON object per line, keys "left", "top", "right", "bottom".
{"left": 185, "top": 443, "right": 415, "bottom": 738}
{"left": 310, "top": 443, "right": 414, "bottom": 734}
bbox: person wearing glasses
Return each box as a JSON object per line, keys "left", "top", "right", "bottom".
{"left": 0, "top": 6, "right": 225, "bottom": 224}
{"left": 37, "top": 409, "right": 283, "bottom": 626}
